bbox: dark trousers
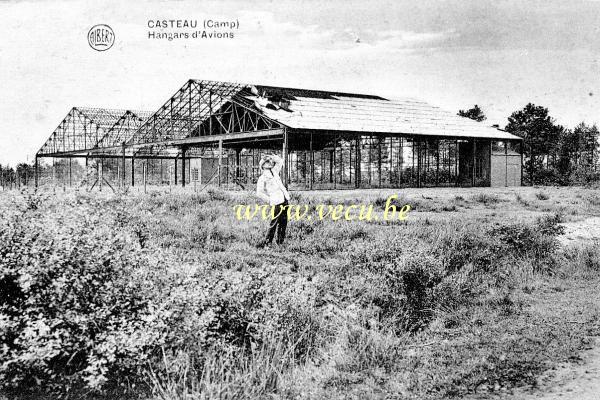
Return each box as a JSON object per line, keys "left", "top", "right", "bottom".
{"left": 265, "top": 200, "right": 288, "bottom": 245}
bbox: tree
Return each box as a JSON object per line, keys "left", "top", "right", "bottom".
{"left": 572, "top": 122, "right": 599, "bottom": 170}
{"left": 555, "top": 123, "right": 599, "bottom": 183}
{"left": 458, "top": 105, "right": 486, "bottom": 122}
{"left": 505, "top": 103, "right": 563, "bottom": 185}
{"left": 16, "top": 163, "right": 34, "bottom": 187}
{"left": 0, "top": 164, "right": 16, "bottom": 189}
{"left": 555, "top": 128, "right": 577, "bottom": 183}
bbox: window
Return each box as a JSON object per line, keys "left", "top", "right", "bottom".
{"left": 507, "top": 141, "right": 521, "bottom": 154}
{"left": 492, "top": 141, "right": 506, "bottom": 153}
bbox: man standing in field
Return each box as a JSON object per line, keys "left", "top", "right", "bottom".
{"left": 256, "top": 154, "right": 290, "bottom": 247}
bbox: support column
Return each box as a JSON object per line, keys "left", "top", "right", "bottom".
{"left": 520, "top": 142, "right": 524, "bottom": 186}
{"left": 454, "top": 140, "right": 459, "bottom": 187}
{"left": 369, "top": 135, "right": 373, "bottom": 187}
{"left": 69, "top": 158, "right": 72, "bottom": 187}
{"left": 235, "top": 149, "right": 241, "bottom": 179}
{"left": 488, "top": 140, "right": 492, "bottom": 187}
{"left": 131, "top": 156, "right": 135, "bottom": 187}
{"left": 309, "top": 133, "right": 314, "bottom": 190}
{"left": 218, "top": 139, "right": 223, "bottom": 187}
{"left": 349, "top": 141, "right": 352, "bottom": 185}
{"left": 174, "top": 156, "right": 178, "bottom": 186}
{"left": 333, "top": 137, "right": 337, "bottom": 189}
{"left": 471, "top": 139, "right": 476, "bottom": 187}
{"left": 225, "top": 155, "right": 229, "bottom": 185}
{"left": 389, "top": 136, "right": 393, "bottom": 185}
{"left": 34, "top": 156, "right": 39, "bottom": 189}
{"left": 282, "top": 128, "right": 289, "bottom": 187}
{"left": 355, "top": 136, "right": 361, "bottom": 188}
{"left": 416, "top": 140, "right": 421, "bottom": 188}
{"left": 421, "top": 139, "right": 430, "bottom": 187}
{"left": 121, "top": 142, "right": 126, "bottom": 189}
{"left": 181, "top": 147, "right": 187, "bottom": 187}
{"left": 143, "top": 162, "right": 147, "bottom": 193}
{"left": 399, "top": 137, "right": 403, "bottom": 185}
{"left": 378, "top": 137, "right": 382, "bottom": 187}
{"left": 329, "top": 150, "right": 334, "bottom": 183}
{"left": 436, "top": 140, "right": 440, "bottom": 186}
{"left": 99, "top": 159, "right": 103, "bottom": 191}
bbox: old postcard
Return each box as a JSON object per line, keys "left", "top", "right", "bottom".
{"left": 1, "top": 1, "right": 599, "bottom": 399}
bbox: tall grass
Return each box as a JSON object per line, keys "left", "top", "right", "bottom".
{"left": 1, "top": 188, "right": 600, "bottom": 399}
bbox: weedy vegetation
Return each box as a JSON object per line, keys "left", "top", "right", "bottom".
{"left": 1, "top": 186, "right": 600, "bottom": 400}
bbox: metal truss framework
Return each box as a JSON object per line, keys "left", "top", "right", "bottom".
{"left": 37, "top": 107, "right": 152, "bottom": 157}
{"left": 35, "top": 80, "right": 288, "bottom": 189}
{"left": 34, "top": 79, "right": 523, "bottom": 190}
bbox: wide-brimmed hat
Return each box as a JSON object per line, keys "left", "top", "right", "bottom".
{"left": 258, "top": 156, "right": 272, "bottom": 170}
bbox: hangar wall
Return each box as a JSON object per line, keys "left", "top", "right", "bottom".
{"left": 490, "top": 141, "right": 522, "bottom": 187}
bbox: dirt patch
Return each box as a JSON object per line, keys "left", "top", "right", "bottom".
{"left": 558, "top": 217, "right": 600, "bottom": 246}
{"left": 509, "top": 218, "right": 600, "bottom": 399}
{"left": 506, "top": 342, "right": 600, "bottom": 400}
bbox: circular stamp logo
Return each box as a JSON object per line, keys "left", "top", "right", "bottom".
{"left": 88, "top": 24, "right": 115, "bottom": 51}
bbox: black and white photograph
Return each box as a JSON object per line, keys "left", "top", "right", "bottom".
{"left": 1, "top": 1, "right": 600, "bottom": 399}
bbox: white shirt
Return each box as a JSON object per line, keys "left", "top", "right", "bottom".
{"left": 256, "top": 155, "right": 291, "bottom": 205}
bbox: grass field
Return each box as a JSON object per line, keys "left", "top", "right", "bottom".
{"left": 1, "top": 185, "right": 600, "bottom": 399}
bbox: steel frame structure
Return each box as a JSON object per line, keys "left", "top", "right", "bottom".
{"left": 35, "top": 80, "right": 288, "bottom": 190}
{"left": 35, "top": 79, "right": 522, "bottom": 191}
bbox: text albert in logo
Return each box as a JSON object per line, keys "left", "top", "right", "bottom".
{"left": 88, "top": 24, "right": 115, "bottom": 51}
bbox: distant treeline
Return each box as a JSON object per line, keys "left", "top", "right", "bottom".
{"left": 459, "top": 103, "right": 599, "bottom": 185}
{"left": 0, "top": 163, "right": 35, "bottom": 189}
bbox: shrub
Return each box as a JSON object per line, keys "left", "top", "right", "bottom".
{"left": 586, "top": 194, "right": 600, "bottom": 207}
{"left": 436, "top": 217, "right": 562, "bottom": 276}
{"left": 535, "top": 191, "right": 550, "bottom": 200}
{"left": 515, "top": 193, "right": 530, "bottom": 206}
{"left": 471, "top": 193, "right": 500, "bottom": 205}
{"left": 0, "top": 199, "right": 157, "bottom": 395}
{"left": 487, "top": 217, "right": 562, "bottom": 272}
{"left": 355, "top": 252, "right": 445, "bottom": 333}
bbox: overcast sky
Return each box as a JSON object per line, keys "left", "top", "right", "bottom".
{"left": 1, "top": 0, "right": 599, "bottom": 166}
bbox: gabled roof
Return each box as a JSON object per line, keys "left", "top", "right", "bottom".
{"left": 37, "top": 107, "right": 152, "bottom": 156}
{"left": 240, "top": 85, "right": 520, "bottom": 140}
{"left": 96, "top": 110, "right": 153, "bottom": 148}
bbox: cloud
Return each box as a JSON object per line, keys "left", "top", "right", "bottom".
{"left": 370, "top": 29, "right": 456, "bottom": 48}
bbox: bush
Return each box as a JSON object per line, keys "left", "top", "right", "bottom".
{"left": 436, "top": 216, "right": 562, "bottom": 277}
{"left": 471, "top": 193, "right": 500, "bottom": 205}
{"left": 535, "top": 191, "right": 550, "bottom": 200}
{"left": 0, "top": 194, "right": 326, "bottom": 398}
{"left": 0, "top": 198, "right": 157, "bottom": 395}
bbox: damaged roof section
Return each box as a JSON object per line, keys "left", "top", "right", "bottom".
{"left": 37, "top": 80, "right": 521, "bottom": 159}
{"left": 240, "top": 85, "right": 520, "bottom": 141}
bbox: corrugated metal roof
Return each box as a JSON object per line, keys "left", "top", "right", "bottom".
{"left": 242, "top": 92, "right": 521, "bottom": 141}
